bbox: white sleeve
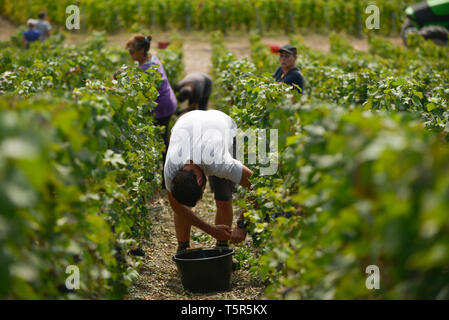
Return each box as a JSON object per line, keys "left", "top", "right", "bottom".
{"left": 164, "top": 157, "right": 182, "bottom": 192}
{"left": 164, "top": 170, "right": 173, "bottom": 192}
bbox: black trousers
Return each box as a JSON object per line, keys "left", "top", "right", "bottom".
{"left": 209, "top": 137, "right": 237, "bottom": 201}
{"left": 198, "top": 77, "right": 212, "bottom": 111}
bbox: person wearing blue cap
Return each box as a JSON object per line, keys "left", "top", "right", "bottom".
{"left": 23, "top": 19, "right": 42, "bottom": 49}
{"left": 273, "top": 44, "right": 305, "bottom": 94}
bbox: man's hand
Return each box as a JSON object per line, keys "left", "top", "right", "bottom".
{"left": 213, "top": 224, "right": 232, "bottom": 241}
{"left": 230, "top": 227, "right": 247, "bottom": 244}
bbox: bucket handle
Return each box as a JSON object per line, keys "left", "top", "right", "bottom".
{"left": 172, "top": 247, "right": 204, "bottom": 261}
{"left": 172, "top": 247, "right": 235, "bottom": 261}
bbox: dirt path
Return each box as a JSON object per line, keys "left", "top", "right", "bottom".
{"left": 0, "top": 16, "right": 18, "bottom": 41}
{"left": 127, "top": 189, "right": 265, "bottom": 300}
{"left": 182, "top": 37, "right": 212, "bottom": 74}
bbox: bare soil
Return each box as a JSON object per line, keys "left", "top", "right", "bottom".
{"left": 0, "top": 16, "right": 18, "bottom": 41}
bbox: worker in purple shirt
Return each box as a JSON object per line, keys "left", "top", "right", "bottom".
{"left": 23, "top": 19, "right": 42, "bottom": 49}
{"left": 126, "top": 34, "right": 177, "bottom": 188}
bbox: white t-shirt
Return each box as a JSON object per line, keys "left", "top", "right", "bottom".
{"left": 35, "top": 20, "right": 51, "bottom": 40}
{"left": 164, "top": 110, "right": 243, "bottom": 192}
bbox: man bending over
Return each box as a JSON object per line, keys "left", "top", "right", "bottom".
{"left": 164, "top": 110, "right": 253, "bottom": 253}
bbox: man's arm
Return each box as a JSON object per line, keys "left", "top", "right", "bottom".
{"left": 286, "top": 72, "right": 304, "bottom": 94}
{"left": 188, "top": 85, "right": 200, "bottom": 110}
{"left": 294, "top": 72, "right": 304, "bottom": 93}
{"left": 167, "top": 190, "right": 231, "bottom": 240}
{"left": 174, "top": 79, "right": 188, "bottom": 93}
{"left": 239, "top": 165, "right": 253, "bottom": 189}
{"left": 228, "top": 166, "right": 253, "bottom": 244}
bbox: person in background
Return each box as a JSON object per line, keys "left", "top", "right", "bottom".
{"left": 35, "top": 11, "right": 52, "bottom": 41}
{"left": 126, "top": 34, "right": 177, "bottom": 188}
{"left": 23, "top": 19, "right": 42, "bottom": 49}
{"left": 273, "top": 44, "right": 305, "bottom": 94}
{"left": 174, "top": 72, "right": 213, "bottom": 113}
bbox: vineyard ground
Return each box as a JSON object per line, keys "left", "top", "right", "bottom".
{"left": 127, "top": 189, "right": 265, "bottom": 300}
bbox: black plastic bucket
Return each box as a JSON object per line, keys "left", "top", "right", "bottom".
{"left": 172, "top": 247, "right": 234, "bottom": 293}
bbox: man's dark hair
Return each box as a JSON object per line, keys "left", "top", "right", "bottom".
{"left": 177, "top": 86, "right": 193, "bottom": 103}
{"left": 172, "top": 168, "right": 206, "bottom": 207}
{"left": 38, "top": 12, "right": 46, "bottom": 19}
